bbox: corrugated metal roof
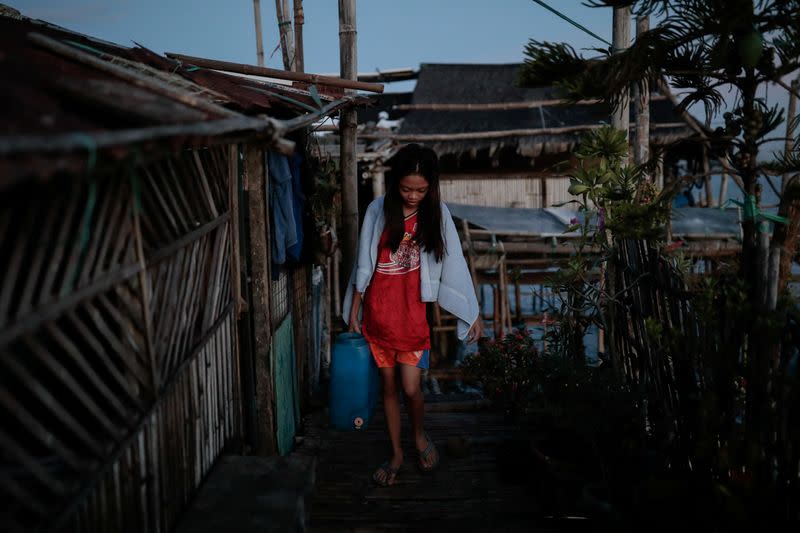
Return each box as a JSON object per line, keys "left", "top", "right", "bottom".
{"left": 447, "top": 203, "right": 581, "bottom": 237}
{"left": 448, "top": 202, "right": 741, "bottom": 240}
{"left": 671, "top": 207, "right": 742, "bottom": 239}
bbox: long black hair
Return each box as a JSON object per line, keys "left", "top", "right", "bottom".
{"left": 383, "top": 143, "right": 445, "bottom": 262}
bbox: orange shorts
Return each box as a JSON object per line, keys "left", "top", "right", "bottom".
{"left": 368, "top": 343, "right": 430, "bottom": 369}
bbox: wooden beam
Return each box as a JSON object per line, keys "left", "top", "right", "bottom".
{"left": 243, "top": 143, "right": 277, "bottom": 456}
{"left": 392, "top": 95, "right": 666, "bottom": 112}
{"left": 357, "top": 68, "right": 418, "bottom": 83}
{"left": 0, "top": 115, "right": 294, "bottom": 159}
{"left": 165, "top": 52, "right": 384, "bottom": 93}
{"left": 358, "top": 122, "right": 689, "bottom": 141}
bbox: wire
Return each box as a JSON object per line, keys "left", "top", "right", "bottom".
{"left": 530, "top": 0, "right": 612, "bottom": 47}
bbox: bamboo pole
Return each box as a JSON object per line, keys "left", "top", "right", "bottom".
{"left": 275, "top": 0, "right": 295, "bottom": 71}
{"left": 393, "top": 95, "right": 667, "bottom": 112}
{"left": 611, "top": 6, "right": 631, "bottom": 143}
{"left": 229, "top": 144, "right": 244, "bottom": 317}
{"left": 339, "top": 0, "right": 358, "bottom": 299}
{"left": 253, "top": 0, "right": 265, "bottom": 67}
{"left": 358, "top": 122, "right": 689, "bottom": 141}
{"left": 293, "top": 0, "right": 305, "bottom": 73}
{"left": 771, "top": 75, "right": 800, "bottom": 295}
{"left": 164, "top": 52, "right": 384, "bottom": 93}
{"left": 633, "top": 15, "right": 650, "bottom": 169}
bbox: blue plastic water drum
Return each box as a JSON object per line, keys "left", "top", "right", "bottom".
{"left": 329, "top": 333, "right": 379, "bottom": 430}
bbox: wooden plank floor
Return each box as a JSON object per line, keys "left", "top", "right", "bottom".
{"left": 292, "top": 397, "right": 555, "bottom": 532}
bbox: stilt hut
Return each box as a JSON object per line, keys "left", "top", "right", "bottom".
{"left": 359, "top": 63, "right": 698, "bottom": 208}
{"left": 0, "top": 12, "right": 372, "bottom": 532}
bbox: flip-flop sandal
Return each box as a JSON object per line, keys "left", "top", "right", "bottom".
{"left": 372, "top": 461, "right": 400, "bottom": 486}
{"left": 417, "top": 433, "right": 439, "bottom": 472}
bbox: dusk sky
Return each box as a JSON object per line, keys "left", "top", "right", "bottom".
{"left": 7, "top": 0, "right": 797, "bottom": 146}
{"left": 9, "top": 0, "right": 613, "bottom": 89}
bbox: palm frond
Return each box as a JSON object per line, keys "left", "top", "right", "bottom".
{"left": 518, "top": 40, "right": 611, "bottom": 102}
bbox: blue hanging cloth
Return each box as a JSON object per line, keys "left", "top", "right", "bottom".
{"left": 286, "top": 151, "right": 305, "bottom": 263}
{"left": 267, "top": 151, "right": 299, "bottom": 278}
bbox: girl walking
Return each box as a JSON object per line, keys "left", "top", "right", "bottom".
{"left": 343, "top": 143, "right": 482, "bottom": 486}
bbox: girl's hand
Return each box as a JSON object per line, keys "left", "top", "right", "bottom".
{"left": 349, "top": 290, "right": 363, "bottom": 334}
{"left": 466, "top": 319, "right": 483, "bottom": 344}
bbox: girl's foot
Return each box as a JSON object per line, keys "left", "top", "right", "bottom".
{"left": 416, "top": 432, "right": 439, "bottom": 472}
{"left": 372, "top": 453, "right": 403, "bottom": 486}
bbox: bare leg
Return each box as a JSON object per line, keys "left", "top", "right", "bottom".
{"left": 400, "top": 364, "right": 438, "bottom": 469}
{"left": 374, "top": 366, "right": 403, "bottom": 485}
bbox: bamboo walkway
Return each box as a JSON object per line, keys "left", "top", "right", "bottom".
{"left": 291, "top": 395, "right": 560, "bottom": 532}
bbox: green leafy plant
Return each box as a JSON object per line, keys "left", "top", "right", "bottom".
{"left": 519, "top": 1, "right": 800, "bottom": 521}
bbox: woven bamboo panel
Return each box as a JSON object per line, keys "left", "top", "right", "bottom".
{"left": 0, "top": 144, "right": 240, "bottom": 532}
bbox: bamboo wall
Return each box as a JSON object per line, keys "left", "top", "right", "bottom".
{"left": 439, "top": 173, "right": 573, "bottom": 208}
{"left": 0, "top": 146, "right": 241, "bottom": 532}
{"left": 610, "top": 239, "right": 799, "bottom": 516}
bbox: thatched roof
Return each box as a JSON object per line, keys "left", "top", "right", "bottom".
{"left": 394, "top": 63, "right": 693, "bottom": 157}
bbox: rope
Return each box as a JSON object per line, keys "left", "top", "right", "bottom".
{"left": 529, "top": 0, "right": 612, "bottom": 47}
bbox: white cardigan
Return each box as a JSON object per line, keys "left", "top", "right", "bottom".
{"left": 341, "top": 196, "right": 479, "bottom": 340}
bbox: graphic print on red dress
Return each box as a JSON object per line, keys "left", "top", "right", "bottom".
{"left": 376, "top": 221, "right": 420, "bottom": 275}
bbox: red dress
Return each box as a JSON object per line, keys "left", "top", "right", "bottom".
{"left": 362, "top": 212, "right": 430, "bottom": 351}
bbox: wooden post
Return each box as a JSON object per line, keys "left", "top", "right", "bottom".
{"left": 770, "top": 76, "right": 800, "bottom": 299}
{"left": 332, "top": 209, "right": 342, "bottom": 320}
{"left": 655, "top": 152, "right": 664, "bottom": 190}
{"left": 339, "top": 0, "right": 358, "bottom": 297}
{"left": 371, "top": 166, "right": 385, "bottom": 199}
{"left": 293, "top": 0, "right": 305, "bottom": 73}
{"left": 633, "top": 15, "right": 649, "bottom": 169}
{"left": 229, "top": 144, "right": 243, "bottom": 316}
{"left": 252, "top": 0, "right": 265, "bottom": 67}
{"left": 602, "top": 5, "right": 630, "bottom": 362}
{"left": 461, "top": 220, "right": 480, "bottom": 293}
{"left": 243, "top": 143, "right": 277, "bottom": 456}
{"left": 611, "top": 6, "right": 631, "bottom": 143}
{"left": 719, "top": 169, "right": 729, "bottom": 206}
{"left": 702, "top": 145, "right": 715, "bottom": 207}
{"left": 275, "top": 0, "right": 295, "bottom": 71}
{"left": 432, "top": 303, "right": 446, "bottom": 364}
{"left": 492, "top": 286, "right": 501, "bottom": 338}
{"left": 782, "top": 78, "right": 798, "bottom": 193}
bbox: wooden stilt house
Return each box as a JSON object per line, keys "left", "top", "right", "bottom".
{"left": 359, "top": 63, "right": 698, "bottom": 208}
{"left": 0, "top": 13, "right": 371, "bottom": 532}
